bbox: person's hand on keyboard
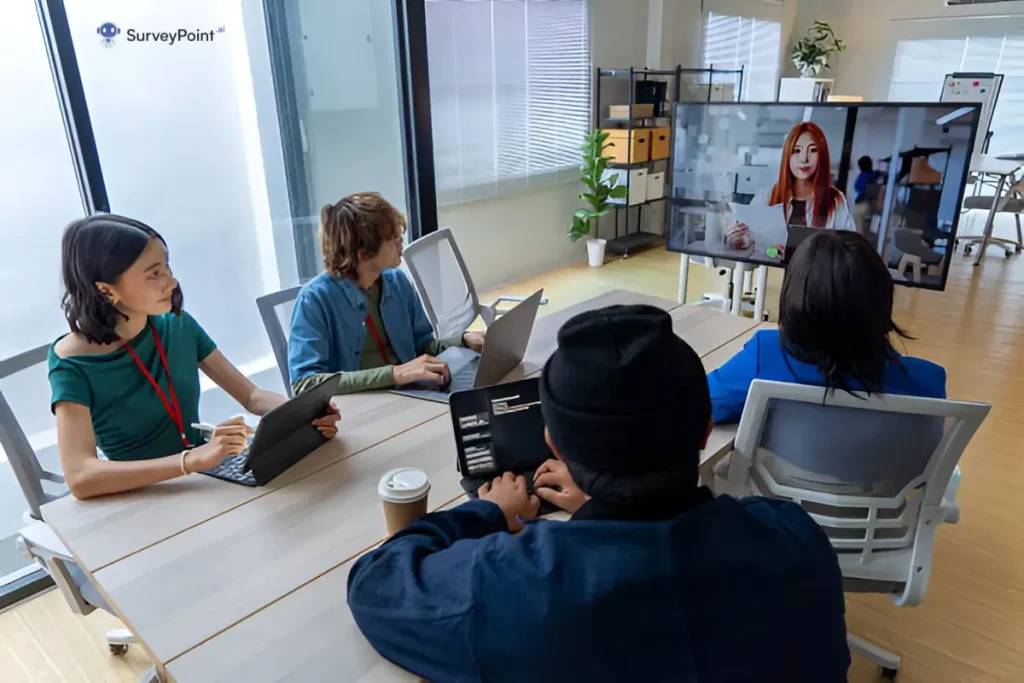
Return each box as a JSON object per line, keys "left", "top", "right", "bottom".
{"left": 478, "top": 472, "right": 540, "bottom": 532}
{"left": 392, "top": 354, "right": 450, "bottom": 386}
{"left": 461, "top": 331, "right": 486, "bottom": 352}
{"left": 311, "top": 402, "right": 341, "bottom": 439}
{"left": 534, "top": 459, "right": 590, "bottom": 514}
{"left": 186, "top": 417, "right": 251, "bottom": 472}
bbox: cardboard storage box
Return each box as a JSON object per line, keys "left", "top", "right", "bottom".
{"left": 608, "top": 103, "right": 655, "bottom": 119}
{"left": 603, "top": 167, "right": 648, "bottom": 206}
{"left": 649, "top": 126, "right": 671, "bottom": 160}
{"left": 646, "top": 171, "right": 666, "bottom": 201}
{"left": 602, "top": 128, "right": 650, "bottom": 164}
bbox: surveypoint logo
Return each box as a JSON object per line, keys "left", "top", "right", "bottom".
{"left": 97, "top": 22, "right": 120, "bottom": 47}
{"left": 96, "top": 22, "right": 225, "bottom": 47}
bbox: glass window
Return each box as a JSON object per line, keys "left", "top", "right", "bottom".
{"left": 702, "top": 11, "right": 783, "bottom": 102}
{"left": 425, "top": 0, "right": 591, "bottom": 205}
{"left": 889, "top": 34, "right": 1024, "bottom": 156}
{"left": 0, "top": 0, "right": 84, "bottom": 593}
{"left": 62, "top": 0, "right": 292, "bottom": 400}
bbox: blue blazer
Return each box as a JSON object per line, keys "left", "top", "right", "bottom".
{"left": 708, "top": 329, "right": 947, "bottom": 424}
{"left": 348, "top": 497, "right": 850, "bottom": 682}
{"left": 287, "top": 269, "right": 435, "bottom": 384}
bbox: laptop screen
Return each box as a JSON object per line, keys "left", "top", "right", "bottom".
{"left": 449, "top": 378, "right": 551, "bottom": 478}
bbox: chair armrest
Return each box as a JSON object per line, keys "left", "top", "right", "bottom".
{"left": 18, "top": 520, "right": 74, "bottom": 562}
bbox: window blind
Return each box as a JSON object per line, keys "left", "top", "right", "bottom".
{"left": 889, "top": 34, "right": 1024, "bottom": 155}
{"left": 702, "top": 11, "right": 782, "bottom": 101}
{"left": 425, "top": 0, "right": 590, "bottom": 206}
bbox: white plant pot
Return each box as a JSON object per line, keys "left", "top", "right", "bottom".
{"left": 586, "top": 238, "right": 606, "bottom": 267}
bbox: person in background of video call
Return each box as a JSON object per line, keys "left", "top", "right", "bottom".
{"left": 728, "top": 121, "right": 855, "bottom": 250}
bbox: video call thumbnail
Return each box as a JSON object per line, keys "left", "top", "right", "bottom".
{"left": 665, "top": 102, "right": 980, "bottom": 290}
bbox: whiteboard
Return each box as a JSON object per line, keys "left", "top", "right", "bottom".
{"left": 940, "top": 73, "right": 1002, "bottom": 157}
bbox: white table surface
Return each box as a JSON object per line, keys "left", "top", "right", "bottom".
{"left": 970, "top": 155, "right": 1022, "bottom": 177}
{"left": 41, "top": 292, "right": 763, "bottom": 682}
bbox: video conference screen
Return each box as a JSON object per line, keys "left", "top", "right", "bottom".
{"left": 665, "top": 102, "right": 981, "bottom": 290}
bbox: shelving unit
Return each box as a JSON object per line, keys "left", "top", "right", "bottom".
{"left": 595, "top": 65, "right": 744, "bottom": 258}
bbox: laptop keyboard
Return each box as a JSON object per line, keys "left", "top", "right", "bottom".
{"left": 200, "top": 449, "right": 257, "bottom": 487}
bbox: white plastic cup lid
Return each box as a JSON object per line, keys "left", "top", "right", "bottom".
{"left": 378, "top": 467, "right": 431, "bottom": 503}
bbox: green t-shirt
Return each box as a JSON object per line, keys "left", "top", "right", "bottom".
{"left": 48, "top": 312, "right": 217, "bottom": 462}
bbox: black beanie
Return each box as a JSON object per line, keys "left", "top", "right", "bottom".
{"left": 539, "top": 305, "right": 711, "bottom": 477}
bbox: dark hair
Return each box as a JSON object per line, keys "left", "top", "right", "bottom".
{"left": 857, "top": 155, "right": 874, "bottom": 173}
{"left": 60, "top": 214, "right": 182, "bottom": 344}
{"left": 779, "top": 230, "right": 910, "bottom": 395}
{"left": 319, "top": 192, "right": 406, "bottom": 278}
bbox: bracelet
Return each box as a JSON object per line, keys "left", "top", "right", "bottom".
{"left": 180, "top": 449, "right": 191, "bottom": 476}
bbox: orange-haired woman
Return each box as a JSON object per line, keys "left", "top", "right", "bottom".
{"left": 727, "top": 122, "right": 854, "bottom": 249}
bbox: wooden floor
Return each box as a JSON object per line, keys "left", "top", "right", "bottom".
{"left": 2, "top": 245, "right": 1022, "bottom": 682}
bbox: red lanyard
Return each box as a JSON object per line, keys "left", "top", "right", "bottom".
{"left": 122, "top": 321, "right": 189, "bottom": 448}
{"left": 364, "top": 314, "right": 391, "bottom": 363}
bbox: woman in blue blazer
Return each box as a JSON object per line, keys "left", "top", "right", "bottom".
{"left": 708, "top": 230, "right": 946, "bottom": 424}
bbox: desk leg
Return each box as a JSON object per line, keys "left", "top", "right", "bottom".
{"left": 753, "top": 266, "right": 768, "bottom": 321}
{"left": 730, "top": 266, "right": 744, "bottom": 316}
{"left": 678, "top": 254, "right": 689, "bottom": 304}
{"left": 976, "top": 175, "right": 1008, "bottom": 266}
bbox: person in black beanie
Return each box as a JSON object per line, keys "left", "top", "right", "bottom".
{"left": 348, "top": 305, "right": 851, "bottom": 683}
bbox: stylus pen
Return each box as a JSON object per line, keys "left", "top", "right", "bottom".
{"left": 191, "top": 419, "right": 253, "bottom": 435}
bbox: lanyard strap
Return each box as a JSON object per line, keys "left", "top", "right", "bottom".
{"left": 364, "top": 314, "right": 391, "bottom": 363}
{"left": 122, "top": 321, "right": 189, "bottom": 448}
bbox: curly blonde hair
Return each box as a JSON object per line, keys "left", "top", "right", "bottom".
{"left": 319, "top": 192, "right": 406, "bottom": 278}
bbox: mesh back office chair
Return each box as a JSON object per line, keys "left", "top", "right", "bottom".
{"left": 256, "top": 285, "right": 302, "bottom": 395}
{"left": 3, "top": 345, "right": 162, "bottom": 682}
{"left": 720, "top": 380, "right": 989, "bottom": 681}
{"left": 402, "top": 228, "right": 547, "bottom": 339}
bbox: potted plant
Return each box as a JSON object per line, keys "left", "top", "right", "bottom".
{"left": 792, "top": 20, "right": 846, "bottom": 78}
{"left": 570, "top": 129, "right": 627, "bottom": 267}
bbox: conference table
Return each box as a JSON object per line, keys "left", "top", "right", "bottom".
{"left": 41, "top": 290, "right": 766, "bottom": 683}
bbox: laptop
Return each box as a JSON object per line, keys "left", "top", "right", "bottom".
{"left": 392, "top": 288, "right": 544, "bottom": 404}
{"left": 782, "top": 225, "right": 819, "bottom": 264}
{"left": 200, "top": 378, "right": 336, "bottom": 487}
{"left": 449, "top": 377, "right": 559, "bottom": 515}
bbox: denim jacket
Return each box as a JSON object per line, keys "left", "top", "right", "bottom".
{"left": 287, "top": 269, "right": 435, "bottom": 385}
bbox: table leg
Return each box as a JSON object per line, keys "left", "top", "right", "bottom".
{"left": 678, "top": 254, "right": 689, "bottom": 304}
{"left": 975, "top": 174, "right": 1008, "bottom": 266}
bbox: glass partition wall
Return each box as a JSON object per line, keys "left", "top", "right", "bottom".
{"left": 1, "top": 0, "right": 436, "bottom": 609}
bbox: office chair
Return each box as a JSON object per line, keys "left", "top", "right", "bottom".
{"left": 402, "top": 228, "right": 547, "bottom": 339}
{"left": 256, "top": 285, "right": 302, "bottom": 395}
{"left": 961, "top": 177, "right": 1024, "bottom": 258}
{"left": 718, "top": 380, "right": 989, "bottom": 681}
{"left": 3, "top": 345, "right": 162, "bottom": 683}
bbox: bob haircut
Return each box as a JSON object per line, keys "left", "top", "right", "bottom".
{"left": 768, "top": 121, "right": 841, "bottom": 228}
{"left": 60, "top": 214, "right": 182, "bottom": 345}
{"left": 319, "top": 192, "right": 406, "bottom": 279}
{"left": 779, "top": 230, "right": 910, "bottom": 395}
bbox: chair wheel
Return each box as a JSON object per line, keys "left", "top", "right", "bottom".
{"left": 880, "top": 666, "right": 899, "bottom": 681}
{"left": 108, "top": 643, "right": 129, "bottom": 656}
{"left": 964, "top": 246, "right": 973, "bottom": 255}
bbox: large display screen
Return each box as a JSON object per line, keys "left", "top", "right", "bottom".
{"left": 666, "top": 102, "right": 981, "bottom": 290}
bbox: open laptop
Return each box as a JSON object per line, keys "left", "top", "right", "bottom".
{"left": 392, "top": 288, "right": 544, "bottom": 404}
{"left": 449, "top": 377, "right": 558, "bottom": 515}
{"left": 200, "top": 378, "right": 336, "bottom": 487}
{"left": 782, "top": 224, "right": 818, "bottom": 264}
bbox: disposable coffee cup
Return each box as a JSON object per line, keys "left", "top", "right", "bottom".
{"left": 378, "top": 468, "right": 431, "bottom": 536}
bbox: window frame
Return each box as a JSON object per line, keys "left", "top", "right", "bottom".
{"left": 700, "top": 9, "right": 784, "bottom": 102}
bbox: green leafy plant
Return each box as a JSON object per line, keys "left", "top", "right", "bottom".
{"left": 792, "top": 20, "right": 846, "bottom": 77}
{"left": 570, "top": 129, "right": 628, "bottom": 242}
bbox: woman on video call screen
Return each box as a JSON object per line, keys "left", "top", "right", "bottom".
{"left": 728, "top": 122, "right": 855, "bottom": 249}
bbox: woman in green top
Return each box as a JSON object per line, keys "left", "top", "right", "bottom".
{"left": 49, "top": 215, "right": 340, "bottom": 500}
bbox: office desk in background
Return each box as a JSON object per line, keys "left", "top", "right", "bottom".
{"left": 41, "top": 291, "right": 762, "bottom": 683}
